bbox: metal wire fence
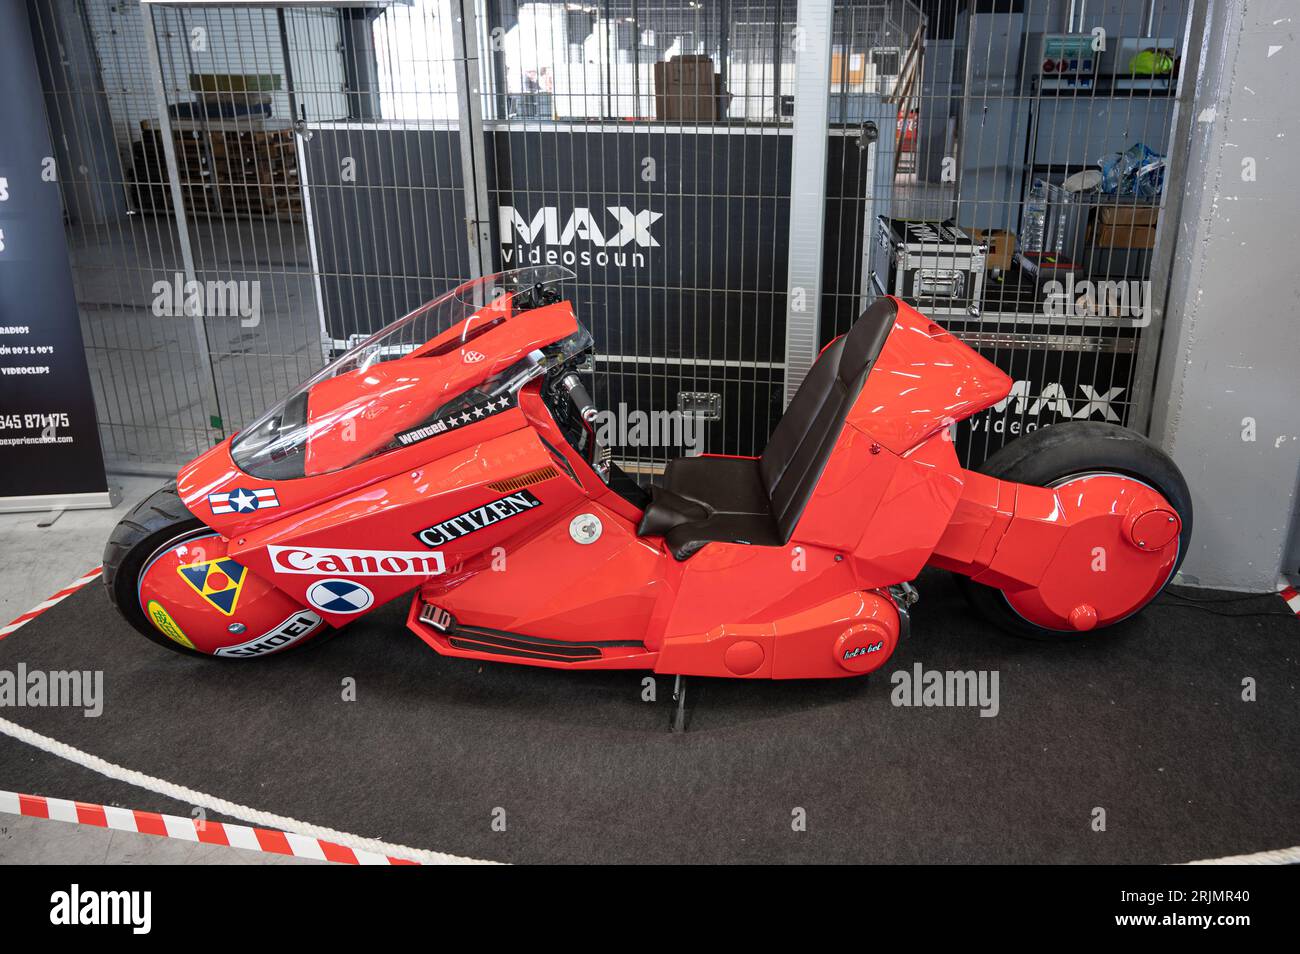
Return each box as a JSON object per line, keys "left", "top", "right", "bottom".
{"left": 26, "top": 0, "right": 1197, "bottom": 477}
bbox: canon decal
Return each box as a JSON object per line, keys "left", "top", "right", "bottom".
{"left": 269, "top": 545, "right": 447, "bottom": 577}
{"left": 415, "top": 490, "right": 543, "bottom": 547}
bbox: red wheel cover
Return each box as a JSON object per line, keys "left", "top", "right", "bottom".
{"left": 1002, "top": 474, "right": 1181, "bottom": 631}
{"left": 138, "top": 531, "right": 326, "bottom": 658}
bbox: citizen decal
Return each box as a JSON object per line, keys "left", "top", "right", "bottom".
{"left": 415, "top": 490, "right": 543, "bottom": 547}
{"left": 269, "top": 545, "right": 448, "bottom": 577}
{"left": 395, "top": 394, "right": 515, "bottom": 447}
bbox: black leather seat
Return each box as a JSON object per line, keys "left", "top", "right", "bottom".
{"left": 638, "top": 298, "right": 898, "bottom": 560}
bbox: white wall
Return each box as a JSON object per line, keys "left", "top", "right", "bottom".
{"left": 84, "top": 0, "right": 347, "bottom": 153}
{"left": 1150, "top": 0, "right": 1300, "bottom": 590}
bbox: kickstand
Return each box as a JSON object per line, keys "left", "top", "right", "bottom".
{"left": 669, "top": 674, "right": 689, "bottom": 733}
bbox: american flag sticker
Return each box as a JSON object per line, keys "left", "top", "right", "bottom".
{"left": 208, "top": 486, "right": 281, "bottom": 515}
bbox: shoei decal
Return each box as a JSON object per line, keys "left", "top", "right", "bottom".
{"left": 394, "top": 394, "right": 515, "bottom": 448}
{"left": 176, "top": 557, "right": 248, "bottom": 617}
{"left": 209, "top": 486, "right": 280, "bottom": 515}
{"left": 145, "top": 600, "right": 196, "bottom": 650}
{"left": 306, "top": 578, "right": 374, "bottom": 615}
{"left": 415, "top": 490, "right": 543, "bottom": 547}
{"left": 269, "top": 545, "right": 447, "bottom": 577}
{"left": 214, "top": 610, "right": 323, "bottom": 658}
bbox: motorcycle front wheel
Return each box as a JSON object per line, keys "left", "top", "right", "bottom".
{"left": 104, "top": 483, "right": 331, "bottom": 659}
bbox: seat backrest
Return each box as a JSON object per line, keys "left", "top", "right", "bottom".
{"left": 759, "top": 297, "right": 897, "bottom": 541}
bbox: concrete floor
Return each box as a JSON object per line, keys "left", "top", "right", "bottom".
{"left": 0, "top": 813, "right": 324, "bottom": 865}
{"left": 0, "top": 473, "right": 318, "bottom": 864}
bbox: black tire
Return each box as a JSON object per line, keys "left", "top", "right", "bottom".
{"left": 105, "top": 483, "right": 336, "bottom": 659}
{"left": 957, "top": 421, "right": 1193, "bottom": 640}
{"left": 103, "top": 481, "right": 214, "bottom": 657}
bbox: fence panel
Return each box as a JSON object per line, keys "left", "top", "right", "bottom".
{"left": 27, "top": 0, "right": 1197, "bottom": 476}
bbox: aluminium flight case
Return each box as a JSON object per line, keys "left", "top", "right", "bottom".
{"left": 869, "top": 217, "right": 986, "bottom": 318}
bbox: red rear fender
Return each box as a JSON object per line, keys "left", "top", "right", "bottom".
{"left": 851, "top": 300, "right": 1012, "bottom": 455}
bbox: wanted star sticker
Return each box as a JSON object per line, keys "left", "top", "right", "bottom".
{"left": 177, "top": 557, "right": 248, "bottom": 616}
{"left": 395, "top": 393, "right": 516, "bottom": 447}
{"left": 209, "top": 486, "right": 280, "bottom": 515}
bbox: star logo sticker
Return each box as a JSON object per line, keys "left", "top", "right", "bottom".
{"left": 208, "top": 486, "right": 279, "bottom": 515}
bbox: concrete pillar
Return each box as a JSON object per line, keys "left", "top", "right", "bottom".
{"left": 341, "top": 8, "right": 383, "bottom": 121}
{"left": 1149, "top": 0, "right": 1300, "bottom": 590}
{"left": 26, "top": 0, "right": 128, "bottom": 227}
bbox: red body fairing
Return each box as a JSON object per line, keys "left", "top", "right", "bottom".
{"left": 127, "top": 267, "right": 1184, "bottom": 677}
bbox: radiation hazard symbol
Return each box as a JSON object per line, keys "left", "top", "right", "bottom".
{"left": 176, "top": 557, "right": 248, "bottom": 617}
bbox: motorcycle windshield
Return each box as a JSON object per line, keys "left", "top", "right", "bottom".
{"left": 230, "top": 265, "right": 585, "bottom": 479}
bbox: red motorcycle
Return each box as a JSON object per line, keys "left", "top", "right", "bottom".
{"left": 106, "top": 265, "right": 1190, "bottom": 681}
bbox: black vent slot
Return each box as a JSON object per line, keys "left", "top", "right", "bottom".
{"left": 450, "top": 632, "right": 600, "bottom": 662}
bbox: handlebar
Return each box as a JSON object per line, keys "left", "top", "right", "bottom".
{"left": 559, "top": 373, "right": 598, "bottom": 426}
{"left": 558, "top": 373, "right": 610, "bottom": 482}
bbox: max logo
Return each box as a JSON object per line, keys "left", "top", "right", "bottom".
{"left": 498, "top": 206, "right": 662, "bottom": 248}
{"left": 844, "top": 641, "right": 884, "bottom": 660}
{"left": 992, "top": 380, "right": 1124, "bottom": 421}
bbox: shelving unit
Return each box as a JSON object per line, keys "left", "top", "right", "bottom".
{"left": 132, "top": 118, "right": 301, "bottom": 221}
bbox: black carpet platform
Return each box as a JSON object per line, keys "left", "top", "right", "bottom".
{"left": 0, "top": 570, "right": 1296, "bottom": 864}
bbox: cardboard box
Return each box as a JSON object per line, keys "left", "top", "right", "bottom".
{"left": 1089, "top": 221, "right": 1157, "bottom": 249}
{"left": 1097, "top": 205, "right": 1160, "bottom": 227}
{"left": 664, "top": 54, "right": 713, "bottom": 86}
{"left": 830, "top": 49, "right": 866, "bottom": 86}
{"left": 654, "top": 55, "right": 722, "bottom": 121}
{"left": 969, "top": 228, "right": 1016, "bottom": 271}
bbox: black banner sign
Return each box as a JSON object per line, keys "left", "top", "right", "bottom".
{"left": 0, "top": 3, "right": 108, "bottom": 509}
{"left": 954, "top": 342, "right": 1136, "bottom": 466}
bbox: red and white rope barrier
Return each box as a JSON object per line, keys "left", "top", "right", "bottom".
{"left": 1279, "top": 584, "right": 1300, "bottom": 618}
{"left": 0, "top": 566, "right": 103, "bottom": 640}
{"left": 0, "top": 788, "right": 418, "bottom": 865}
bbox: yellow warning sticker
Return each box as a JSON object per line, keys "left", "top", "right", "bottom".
{"left": 147, "top": 600, "right": 196, "bottom": 650}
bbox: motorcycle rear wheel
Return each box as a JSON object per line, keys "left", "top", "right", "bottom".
{"left": 956, "top": 421, "right": 1193, "bottom": 640}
